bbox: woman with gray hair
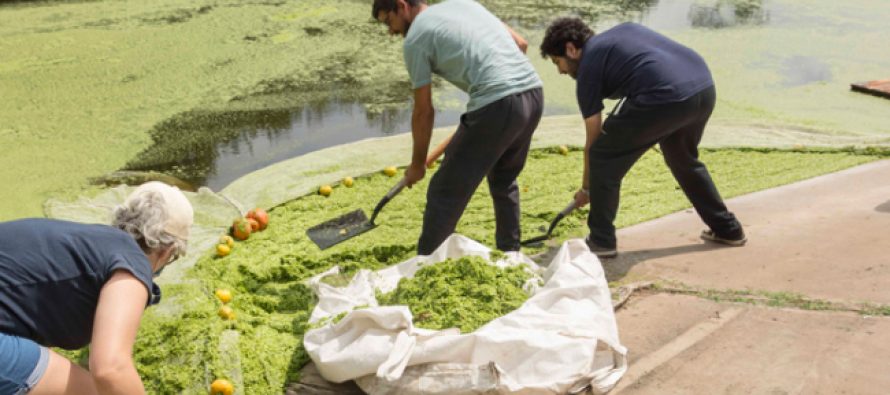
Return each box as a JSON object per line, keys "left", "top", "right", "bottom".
{"left": 0, "top": 181, "right": 193, "bottom": 395}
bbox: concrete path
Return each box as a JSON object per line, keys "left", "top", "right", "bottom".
{"left": 606, "top": 160, "right": 890, "bottom": 393}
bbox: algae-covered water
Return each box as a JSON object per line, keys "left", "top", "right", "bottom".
{"left": 3, "top": 0, "right": 890, "bottom": 219}
{"left": 5, "top": 0, "right": 890, "bottom": 393}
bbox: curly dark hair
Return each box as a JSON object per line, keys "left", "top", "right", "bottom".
{"left": 540, "top": 17, "right": 595, "bottom": 58}
{"left": 372, "top": 0, "right": 426, "bottom": 19}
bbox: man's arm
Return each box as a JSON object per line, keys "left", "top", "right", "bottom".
{"left": 405, "top": 84, "right": 435, "bottom": 187}
{"left": 575, "top": 112, "right": 603, "bottom": 207}
{"left": 503, "top": 22, "right": 528, "bottom": 54}
{"left": 89, "top": 270, "right": 148, "bottom": 395}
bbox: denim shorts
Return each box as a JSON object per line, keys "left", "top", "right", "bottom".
{"left": 0, "top": 332, "right": 49, "bottom": 395}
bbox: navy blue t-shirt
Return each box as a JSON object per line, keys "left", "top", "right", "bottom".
{"left": 0, "top": 219, "right": 158, "bottom": 350}
{"left": 577, "top": 22, "right": 714, "bottom": 118}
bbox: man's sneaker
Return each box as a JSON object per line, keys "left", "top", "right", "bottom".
{"left": 700, "top": 229, "right": 747, "bottom": 246}
{"left": 585, "top": 236, "right": 618, "bottom": 259}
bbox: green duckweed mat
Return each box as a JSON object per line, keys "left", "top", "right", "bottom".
{"left": 7, "top": 0, "right": 890, "bottom": 221}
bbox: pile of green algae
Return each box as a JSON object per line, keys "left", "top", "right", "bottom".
{"left": 376, "top": 256, "right": 534, "bottom": 333}
{"left": 65, "top": 146, "right": 875, "bottom": 394}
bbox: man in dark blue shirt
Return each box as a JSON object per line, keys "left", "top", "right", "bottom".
{"left": 0, "top": 182, "right": 193, "bottom": 395}
{"left": 540, "top": 18, "right": 745, "bottom": 258}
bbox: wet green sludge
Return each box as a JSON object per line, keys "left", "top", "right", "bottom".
{"left": 377, "top": 256, "right": 534, "bottom": 333}
{"left": 123, "top": 147, "right": 878, "bottom": 393}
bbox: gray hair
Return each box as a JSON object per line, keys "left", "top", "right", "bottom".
{"left": 112, "top": 190, "right": 188, "bottom": 257}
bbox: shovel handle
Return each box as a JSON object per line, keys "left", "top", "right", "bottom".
{"left": 370, "top": 178, "right": 407, "bottom": 224}
{"left": 543, "top": 200, "right": 578, "bottom": 238}
{"left": 425, "top": 133, "right": 454, "bottom": 168}
{"left": 385, "top": 178, "right": 407, "bottom": 200}
{"left": 520, "top": 199, "right": 578, "bottom": 246}
{"left": 559, "top": 200, "right": 577, "bottom": 216}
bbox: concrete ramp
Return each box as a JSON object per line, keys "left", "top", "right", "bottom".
{"left": 607, "top": 160, "right": 890, "bottom": 305}
{"left": 598, "top": 160, "right": 890, "bottom": 394}
{"left": 612, "top": 293, "right": 890, "bottom": 394}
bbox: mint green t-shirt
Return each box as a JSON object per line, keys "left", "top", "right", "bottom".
{"left": 403, "top": 0, "right": 542, "bottom": 112}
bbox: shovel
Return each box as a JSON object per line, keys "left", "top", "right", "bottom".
{"left": 306, "top": 133, "right": 454, "bottom": 250}
{"left": 520, "top": 200, "right": 577, "bottom": 247}
{"left": 306, "top": 178, "right": 407, "bottom": 250}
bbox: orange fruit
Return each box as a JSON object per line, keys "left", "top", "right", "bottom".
{"left": 232, "top": 218, "right": 251, "bottom": 241}
{"left": 246, "top": 218, "right": 260, "bottom": 232}
{"left": 247, "top": 208, "right": 269, "bottom": 230}
{"left": 383, "top": 166, "right": 397, "bottom": 177}
{"left": 343, "top": 177, "right": 354, "bottom": 187}
{"left": 216, "top": 244, "right": 231, "bottom": 257}
{"left": 219, "top": 235, "right": 235, "bottom": 248}
{"left": 218, "top": 305, "right": 235, "bottom": 320}
{"left": 210, "top": 378, "right": 234, "bottom": 395}
{"left": 318, "top": 185, "right": 333, "bottom": 197}
{"left": 215, "top": 289, "right": 233, "bottom": 304}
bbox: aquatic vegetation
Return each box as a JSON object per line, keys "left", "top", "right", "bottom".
{"left": 4, "top": 0, "right": 888, "bottom": 392}
{"left": 125, "top": 147, "right": 875, "bottom": 393}
{"left": 377, "top": 256, "right": 533, "bottom": 333}
{"left": 3, "top": 0, "right": 888, "bottom": 220}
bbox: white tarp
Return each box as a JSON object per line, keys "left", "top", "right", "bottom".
{"left": 303, "top": 234, "right": 627, "bottom": 394}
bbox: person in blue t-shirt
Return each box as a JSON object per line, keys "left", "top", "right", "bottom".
{"left": 540, "top": 18, "right": 746, "bottom": 258}
{"left": 372, "top": 0, "right": 544, "bottom": 254}
{"left": 0, "top": 182, "right": 193, "bottom": 395}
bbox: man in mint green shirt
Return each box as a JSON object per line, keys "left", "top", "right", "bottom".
{"left": 373, "top": 0, "right": 543, "bottom": 254}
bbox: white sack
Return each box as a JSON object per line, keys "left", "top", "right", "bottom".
{"left": 303, "top": 234, "right": 627, "bottom": 394}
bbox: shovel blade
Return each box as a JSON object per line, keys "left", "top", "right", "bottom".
{"left": 306, "top": 209, "right": 376, "bottom": 250}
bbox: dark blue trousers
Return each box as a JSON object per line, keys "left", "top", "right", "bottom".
{"left": 587, "top": 86, "right": 743, "bottom": 248}
{"left": 417, "top": 88, "right": 543, "bottom": 254}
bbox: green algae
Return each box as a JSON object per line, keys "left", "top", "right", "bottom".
{"left": 377, "top": 256, "right": 533, "bottom": 333}
{"left": 2, "top": 0, "right": 888, "bottom": 391}
{"left": 125, "top": 147, "right": 878, "bottom": 392}
{"left": 531, "top": 0, "right": 890, "bottom": 141}
{"left": 4, "top": 0, "right": 889, "bottom": 221}
{"left": 0, "top": 0, "right": 409, "bottom": 220}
